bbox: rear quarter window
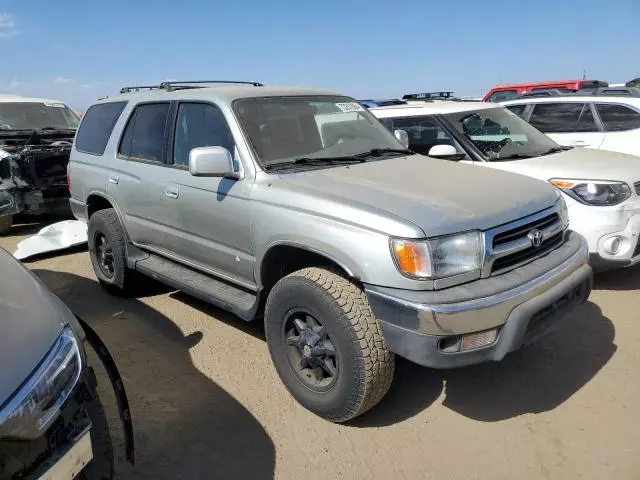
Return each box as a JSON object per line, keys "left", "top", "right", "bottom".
{"left": 596, "top": 104, "right": 640, "bottom": 132}
{"left": 75, "top": 102, "right": 127, "bottom": 155}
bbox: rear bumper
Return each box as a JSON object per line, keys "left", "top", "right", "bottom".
{"left": 365, "top": 232, "right": 592, "bottom": 368}
{"left": 69, "top": 197, "right": 88, "bottom": 222}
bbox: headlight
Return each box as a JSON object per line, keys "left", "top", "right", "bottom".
{"left": 555, "top": 190, "right": 570, "bottom": 228}
{"left": 550, "top": 179, "right": 631, "bottom": 206}
{"left": 391, "top": 231, "right": 482, "bottom": 279}
{"left": 0, "top": 326, "right": 82, "bottom": 440}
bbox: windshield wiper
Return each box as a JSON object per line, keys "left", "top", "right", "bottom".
{"left": 539, "top": 147, "right": 570, "bottom": 156}
{"left": 37, "top": 126, "right": 76, "bottom": 133}
{"left": 265, "top": 156, "right": 367, "bottom": 170}
{"left": 352, "top": 148, "right": 413, "bottom": 158}
{"left": 490, "top": 153, "right": 533, "bottom": 161}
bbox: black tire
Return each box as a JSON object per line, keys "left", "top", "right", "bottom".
{"left": 0, "top": 214, "right": 13, "bottom": 235}
{"left": 88, "top": 209, "right": 132, "bottom": 294}
{"left": 78, "top": 391, "right": 114, "bottom": 480}
{"left": 265, "top": 267, "right": 395, "bottom": 422}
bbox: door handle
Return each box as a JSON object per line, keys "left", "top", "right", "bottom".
{"left": 108, "top": 175, "right": 119, "bottom": 184}
{"left": 569, "top": 140, "right": 588, "bottom": 146}
{"left": 165, "top": 186, "right": 179, "bottom": 199}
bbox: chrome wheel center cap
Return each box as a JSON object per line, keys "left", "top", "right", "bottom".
{"left": 302, "top": 345, "right": 312, "bottom": 357}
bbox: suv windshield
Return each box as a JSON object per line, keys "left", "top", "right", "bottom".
{"left": 0, "top": 102, "right": 80, "bottom": 131}
{"left": 443, "top": 106, "right": 562, "bottom": 161}
{"left": 233, "top": 96, "right": 405, "bottom": 168}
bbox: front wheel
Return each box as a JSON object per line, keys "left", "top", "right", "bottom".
{"left": 265, "top": 267, "right": 395, "bottom": 422}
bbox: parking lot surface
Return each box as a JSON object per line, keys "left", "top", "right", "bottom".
{"left": 4, "top": 218, "right": 639, "bottom": 480}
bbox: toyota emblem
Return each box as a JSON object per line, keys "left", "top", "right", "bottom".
{"left": 528, "top": 229, "right": 544, "bottom": 248}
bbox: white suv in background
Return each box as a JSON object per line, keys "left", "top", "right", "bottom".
{"left": 366, "top": 96, "right": 640, "bottom": 270}
{"left": 500, "top": 88, "right": 640, "bottom": 157}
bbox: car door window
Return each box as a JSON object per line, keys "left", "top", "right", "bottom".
{"left": 596, "top": 104, "right": 640, "bottom": 132}
{"left": 506, "top": 104, "right": 528, "bottom": 118}
{"left": 529, "top": 103, "right": 596, "bottom": 133}
{"left": 173, "top": 103, "right": 236, "bottom": 167}
{"left": 118, "top": 103, "right": 170, "bottom": 163}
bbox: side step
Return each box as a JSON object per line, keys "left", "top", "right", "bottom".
{"left": 134, "top": 253, "right": 259, "bottom": 321}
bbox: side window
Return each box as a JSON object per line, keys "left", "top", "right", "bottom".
{"left": 506, "top": 104, "right": 528, "bottom": 118}
{"left": 528, "top": 103, "right": 589, "bottom": 133}
{"left": 389, "top": 116, "right": 459, "bottom": 157}
{"left": 486, "top": 90, "right": 518, "bottom": 103}
{"left": 574, "top": 104, "right": 598, "bottom": 132}
{"left": 118, "top": 103, "right": 170, "bottom": 163}
{"left": 596, "top": 104, "right": 640, "bottom": 132}
{"left": 173, "top": 103, "right": 235, "bottom": 167}
{"left": 75, "top": 102, "right": 127, "bottom": 155}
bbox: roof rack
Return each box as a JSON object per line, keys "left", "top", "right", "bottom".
{"left": 574, "top": 86, "right": 640, "bottom": 97}
{"left": 120, "top": 80, "right": 263, "bottom": 94}
{"left": 402, "top": 91, "right": 457, "bottom": 100}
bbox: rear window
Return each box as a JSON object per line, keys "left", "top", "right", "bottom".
{"left": 118, "top": 103, "right": 170, "bottom": 163}
{"left": 486, "top": 90, "right": 518, "bottom": 103}
{"left": 596, "top": 104, "right": 640, "bottom": 132}
{"left": 75, "top": 102, "right": 127, "bottom": 155}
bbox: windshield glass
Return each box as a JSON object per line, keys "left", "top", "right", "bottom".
{"left": 233, "top": 96, "right": 404, "bottom": 166}
{"left": 0, "top": 102, "right": 80, "bottom": 131}
{"left": 444, "top": 106, "right": 561, "bottom": 161}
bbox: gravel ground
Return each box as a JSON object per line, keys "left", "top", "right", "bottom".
{"left": 3, "top": 217, "right": 639, "bottom": 480}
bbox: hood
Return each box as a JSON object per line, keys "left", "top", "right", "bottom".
{"left": 479, "top": 148, "right": 640, "bottom": 185}
{"left": 275, "top": 155, "right": 558, "bottom": 237}
{"left": 0, "top": 248, "right": 66, "bottom": 406}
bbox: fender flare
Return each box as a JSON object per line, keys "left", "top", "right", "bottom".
{"left": 76, "top": 315, "right": 135, "bottom": 465}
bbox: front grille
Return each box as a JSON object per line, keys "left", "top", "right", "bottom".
{"left": 635, "top": 181, "right": 640, "bottom": 196}
{"left": 492, "top": 232, "right": 563, "bottom": 273}
{"left": 486, "top": 211, "right": 564, "bottom": 276}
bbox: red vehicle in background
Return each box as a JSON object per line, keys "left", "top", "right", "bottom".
{"left": 482, "top": 79, "right": 608, "bottom": 102}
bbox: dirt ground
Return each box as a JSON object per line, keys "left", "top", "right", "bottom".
{"left": 3, "top": 217, "right": 639, "bottom": 480}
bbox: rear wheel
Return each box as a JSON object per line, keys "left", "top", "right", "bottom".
{"left": 88, "top": 209, "right": 133, "bottom": 294}
{"left": 0, "top": 214, "right": 13, "bottom": 235}
{"left": 265, "top": 267, "right": 395, "bottom": 422}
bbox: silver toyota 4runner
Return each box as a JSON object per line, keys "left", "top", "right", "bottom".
{"left": 68, "top": 80, "right": 592, "bottom": 422}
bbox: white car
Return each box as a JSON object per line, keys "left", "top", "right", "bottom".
{"left": 500, "top": 88, "right": 640, "bottom": 157}
{"left": 367, "top": 96, "right": 640, "bottom": 269}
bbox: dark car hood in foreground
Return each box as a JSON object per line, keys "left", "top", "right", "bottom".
{"left": 0, "top": 248, "right": 65, "bottom": 406}
{"left": 279, "top": 155, "right": 559, "bottom": 237}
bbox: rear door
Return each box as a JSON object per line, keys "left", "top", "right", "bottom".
{"left": 595, "top": 103, "right": 640, "bottom": 156}
{"left": 107, "top": 102, "right": 175, "bottom": 252}
{"left": 527, "top": 102, "right": 605, "bottom": 149}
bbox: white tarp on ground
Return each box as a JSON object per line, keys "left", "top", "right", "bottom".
{"left": 14, "top": 220, "right": 88, "bottom": 260}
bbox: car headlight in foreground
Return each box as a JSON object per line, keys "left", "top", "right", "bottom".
{"left": 391, "top": 231, "right": 482, "bottom": 279}
{"left": 0, "top": 326, "right": 82, "bottom": 440}
{"left": 550, "top": 179, "right": 631, "bottom": 206}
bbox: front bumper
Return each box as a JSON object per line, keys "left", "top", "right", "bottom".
{"left": 365, "top": 232, "right": 592, "bottom": 368}
{"left": 566, "top": 196, "right": 640, "bottom": 269}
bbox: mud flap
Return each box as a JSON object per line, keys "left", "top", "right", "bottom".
{"left": 75, "top": 315, "right": 135, "bottom": 465}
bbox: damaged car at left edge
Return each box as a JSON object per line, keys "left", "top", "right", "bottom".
{"left": 0, "top": 192, "right": 134, "bottom": 479}
{"left": 0, "top": 94, "right": 80, "bottom": 234}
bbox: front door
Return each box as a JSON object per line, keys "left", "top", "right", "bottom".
{"left": 161, "top": 101, "right": 255, "bottom": 288}
{"left": 528, "top": 102, "right": 605, "bottom": 149}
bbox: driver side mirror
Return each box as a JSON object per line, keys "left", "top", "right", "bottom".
{"left": 189, "top": 146, "right": 240, "bottom": 179}
{"left": 428, "top": 144, "right": 465, "bottom": 160}
{"left": 394, "top": 129, "right": 410, "bottom": 149}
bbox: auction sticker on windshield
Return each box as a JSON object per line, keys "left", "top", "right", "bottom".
{"left": 43, "top": 102, "right": 66, "bottom": 108}
{"left": 336, "top": 102, "right": 364, "bottom": 113}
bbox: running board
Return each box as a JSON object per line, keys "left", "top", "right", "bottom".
{"left": 134, "top": 253, "right": 259, "bottom": 321}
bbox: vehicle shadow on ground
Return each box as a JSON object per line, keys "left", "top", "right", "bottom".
{"left": 593, "top": 264, "right": 640, "bottom": 291}
{"left": 354, "top": 301, "right": 616, "bottom": 426}
{"left": 33, "top": 269, "right": 276, "bottom": 480}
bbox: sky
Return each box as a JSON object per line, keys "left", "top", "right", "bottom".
{"left": 0, "top": 0, "right": 638, "bottom": 110}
